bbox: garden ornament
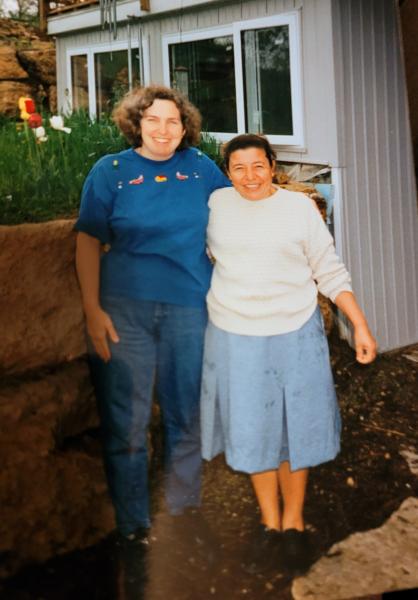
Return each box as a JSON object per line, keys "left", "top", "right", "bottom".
{"left": 18, "top": 97, "right": 36, "bottom": 121}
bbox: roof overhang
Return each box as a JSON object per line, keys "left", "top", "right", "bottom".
{"left": 47, "top": 0, "right": 221, "bottom": 36}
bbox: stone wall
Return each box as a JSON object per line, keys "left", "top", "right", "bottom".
{"left": 0, "top": 18, "right": 56, "bottom": 116}
{"left": 0, "top": 220, "right": 114, "bottom": 579}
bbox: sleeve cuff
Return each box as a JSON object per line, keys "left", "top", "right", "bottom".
{"left": 73, "top": 219, "right": 111, "bottom": 245}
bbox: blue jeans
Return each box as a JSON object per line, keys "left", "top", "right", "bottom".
{"left": 89, "top": 297, "right": 207, "bottom": 535}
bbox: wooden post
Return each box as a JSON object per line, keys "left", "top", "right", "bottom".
{"left": 39, "top": 0, "right": 47, "bottom": 33}
{"left": 140, "top": 0, "right": 150, "bottom": 11}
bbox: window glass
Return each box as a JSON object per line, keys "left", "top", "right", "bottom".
{"left": 95, "top": 49, "right": 141, "bottom": 116}
{"left": 70, "top": 54, "right": 88, "bottom": 111}
{"left": 242, "top": 25, "right": 293, "bottom": 135}
{"left": 169, "top": 36, "right": 237, "bottom": 133}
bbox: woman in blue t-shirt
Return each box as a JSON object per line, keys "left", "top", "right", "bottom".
{"left": 75, "top": 85, "right": 229, "bottom": 553}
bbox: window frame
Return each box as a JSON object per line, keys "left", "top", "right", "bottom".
{"left": 162, "top": 12, "right": 304, "bottom": 146}
{"left": 66, "top": 37, "right": 150, "bottom": 119}
{"left": 162, "top": 25, "right": 234, "bottom": 142}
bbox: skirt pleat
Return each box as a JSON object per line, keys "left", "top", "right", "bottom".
{"left": 200, "top": 306, "right": 341, "bottom": 473}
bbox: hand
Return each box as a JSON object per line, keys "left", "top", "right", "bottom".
{"left": 85, "top": 306, "right": 119, "bottom": 362}
{"left": 354, "top": 323, "right": 377, "bottom": 364}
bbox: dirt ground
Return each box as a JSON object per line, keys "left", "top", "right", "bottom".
{"left": 1, "top": 330, "right": 417, "bottom": 600}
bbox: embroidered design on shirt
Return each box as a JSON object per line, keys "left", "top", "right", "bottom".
{"left": 129, "top": 175, "right": 144, "bottom": 185}
{"left": 176, "top": 171, "right": 189, "bottom": 180}
{"left": 117, "top": 181, "right": 123, "bottom": 189}
{"left": 193, "top": 172, "right": 200, "bottom": 179}
{"left": 112, "top": 160, "right": 119, "bottom": 169}
{"left": 155, "top": 175, "right": 168, "bottom": 182}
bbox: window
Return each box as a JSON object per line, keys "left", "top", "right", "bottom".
{"left": 163, "top": 13, "right": 303, "bottom": 145}
{"left": 70, "top": 54, "right": 88, "bottom": 111}
{"left": 169, "top": 35, "right": 237, "bottom": 133}
{"left": 67, "top": 39, "right": 150, "bottom": 119}
{"left": 241, "top": 26, "right": 292, "bottom": 135}
{"left": 95, "top": 49, "right": 141, "bottom": 116}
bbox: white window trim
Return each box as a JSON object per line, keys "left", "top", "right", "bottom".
{"left": 233, "top": 13, "right": 304, "bottom": 146}
{"left": 162, "top": 25, "right": 233, "bottom": 142}
{"left": 66, "top": 37, "right": 150, "bottom": 119}
{"left": 162, "top": 12, "right": 304, "bottom": 146}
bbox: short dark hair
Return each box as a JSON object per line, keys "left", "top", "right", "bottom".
{"left": 222, "top": 134, "right": 276, "bottom": 171}
{"left": 112, "top": 85, "right": 202, "bottom": 149}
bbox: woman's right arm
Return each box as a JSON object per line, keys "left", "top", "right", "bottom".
{"left": 75, "top": 232, "right": 119, "bottom": 362}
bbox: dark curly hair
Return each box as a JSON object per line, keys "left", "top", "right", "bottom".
{"left": 112, "top": 85, "right": 202, "bottom": 149}
{"left": 222, "top": 134, "right": 276, "bottom": 171}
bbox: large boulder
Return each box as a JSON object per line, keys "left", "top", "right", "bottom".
{"left": 0, "top": 80, "right": 35, "bottom": 113}
{"left": 0, "top": 18, "right": 56, "bottom": 115}
{"left": 0, "top": 17, "right": 41, "bottom": 42}
{"left": 0, "top": 43, "right": 28, "bottom": 80}
{"left": 0, "top": 361, "right": 113, "bottom": 578}
{"left": 292, "top": 497, "right": 418, "bottom": 600}
{"left": 0, "top": 220, "right": 86, "bottom": 376}
{"left": 17, "top": 41, "right": 56, "bottom": 87}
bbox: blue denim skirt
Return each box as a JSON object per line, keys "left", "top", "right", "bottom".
{"left": 200, "top": 306, "right": 341, "bottom": 473}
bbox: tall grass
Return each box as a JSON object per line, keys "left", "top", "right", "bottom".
{"left": 0, "top": 112, "right": 223, "bottom": 225}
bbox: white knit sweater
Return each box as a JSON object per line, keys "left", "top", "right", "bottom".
{"left": 206, "top": 187, "right": 352, "bottom": 336}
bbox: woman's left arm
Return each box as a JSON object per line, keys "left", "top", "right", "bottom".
{"left": 304, "top": 199, "right": 377, "bottom": 364}
{"left": 334, "top": 291, "right": 377, "bottom": 364}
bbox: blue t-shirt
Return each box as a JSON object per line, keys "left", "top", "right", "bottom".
{"left": 75, "top": 147, "right": 230, "bottom": 307}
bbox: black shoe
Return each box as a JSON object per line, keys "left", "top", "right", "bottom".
{"left": 243, "top": 524, "right": 282, "bottom": 574}
{"left": 281, "top": 528, "right": 312, "bottom": 575}
{"left": 116, "top": 527, "right": 151, "bottom": 588}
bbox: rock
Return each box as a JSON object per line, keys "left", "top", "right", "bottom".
{"left": 0, "top": 220, "right": 86, "bottom": 376}
{"left": 0, "top": 18, "right": 56, "bottom": 116}
{"left": 0, "top": 80, "right": 35, "bottom": 113}
{"left": 17, "top": 41, "right": 56, "bottom": 86}
{"left": 0, "top": 43, "right": 28, "bottom": 80}
{"left": 400, "top": 446, "right": 418, "bottom": 475}
{"left": 292, "top": 497, "right": 418, "bottom": 600}
{"left": 0, "top": 17, "right": 41, "bottom": 42}
{"left": 0, "top": 362, "right": 99, "bottom": 448}
{"left": 0, "top": 361, "right": 113, "bottom": 578}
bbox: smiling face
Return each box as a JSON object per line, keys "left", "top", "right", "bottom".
{"left": 138, "top": 99, "right": 185, "bottom": 161}
{"left": 227, "top": 147, "right": 276, "bottom": 201}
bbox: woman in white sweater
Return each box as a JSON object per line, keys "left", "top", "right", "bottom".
{"left": 200, "top": 134, "right": 376, "bottom": 573}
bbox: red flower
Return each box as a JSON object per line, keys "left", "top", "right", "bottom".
{"left": 24, "top": 98, "right": 36, "bottom": 114}
{"left": 28, "top": 113, "right": 43, "bottom": 129}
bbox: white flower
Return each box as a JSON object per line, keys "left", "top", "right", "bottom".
{"left": 34, "top": 126, "right": 48, "bottom": 142}
{"left": 49, "top": 115, "right": 71, "bottom": 134}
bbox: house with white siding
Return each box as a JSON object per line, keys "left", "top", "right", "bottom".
{"left": 46, "top": 0, "right": 418, "bottom": 352}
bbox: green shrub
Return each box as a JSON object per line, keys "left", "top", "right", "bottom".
{"left": 0, "top": 113, "right": 224, "bottom": 225}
